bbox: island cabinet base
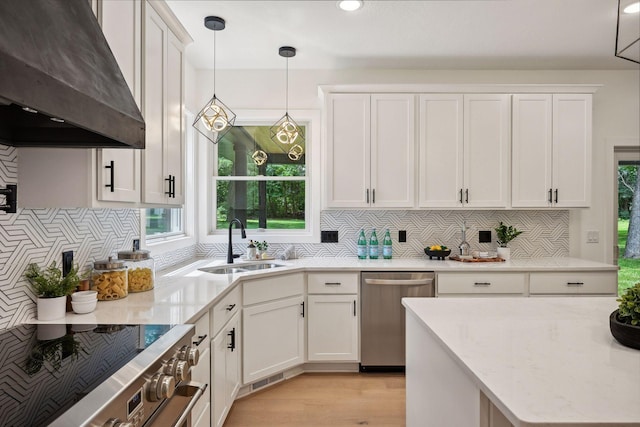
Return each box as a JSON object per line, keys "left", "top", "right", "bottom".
{"left": 406, "top": 312, "right": 514, "bottom": 427}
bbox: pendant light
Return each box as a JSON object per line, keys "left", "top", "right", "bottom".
{"left": 270, "top": 46, "right": 304, "bottom": 160}
{"left": 193, "top": 16, "right": 236, "bottom": 144}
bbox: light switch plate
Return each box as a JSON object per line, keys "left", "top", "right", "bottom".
{"left": 586, "top": 230, "right": 599, "bottom": 243}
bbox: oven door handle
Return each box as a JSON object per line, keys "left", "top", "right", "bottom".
{"left": 148, "top": 381, "right": 207, "bottom": 427}
{"left": 364, "top": 278, "right": 433, "bottom": 286}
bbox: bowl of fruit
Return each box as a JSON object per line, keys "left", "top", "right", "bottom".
{"left": 424, "top": 245, "right": 451, "bottom": 260}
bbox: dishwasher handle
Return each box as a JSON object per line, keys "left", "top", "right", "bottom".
{"left": 364, "top": 277, "right": 434, "bottom": 286}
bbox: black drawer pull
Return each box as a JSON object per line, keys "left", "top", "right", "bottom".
{"left": 105, "top": 160, "right": 115, "bottom": 192}
{"left": 325, "top": 282, "right": 342, "bottom": 286}
{"left": 226, "top": 303, "right": 236, "bottom": 311}
{"left": 474, "top": 282, "right": 491, "bottom": 286}
{"left": 227, "top": 328, "right": 236, "bottom": 351}
{"left": 353, "top": 300, "right": 357, "bottom": 316}
{"left": 301, "top": 301, "right": 305, "bottom": 317}
{"left": 567, "top": 282, "right": 584, "bottom": 286}
{"left": 193, "top": 334, "right": 208, "bottom": 346}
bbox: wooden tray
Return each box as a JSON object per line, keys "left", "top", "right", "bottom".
{"left": 449, "top": 255, "right": 505, "bottom": 263}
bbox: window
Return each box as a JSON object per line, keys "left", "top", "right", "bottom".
{"left": 215, "top": 125, "right": 307, "bottom": 231}
{"left": 145, "top": 208, "right": 183, "bottom": 237}
{"left": 202, "top": 109, "right": 320, "bottom": 244}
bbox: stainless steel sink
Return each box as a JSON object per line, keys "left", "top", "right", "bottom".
{"left": 199, "top": 262, "right": 284, "bottom": 275}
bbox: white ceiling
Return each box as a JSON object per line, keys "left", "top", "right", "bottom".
{"left": 166, "top": 0, "right": 640, "bottom": 70}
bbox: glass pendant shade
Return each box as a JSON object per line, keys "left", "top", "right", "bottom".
{"left": 615, "top": 0, "right": 640, "bottom": 63}
{"left": 193, "top": 94, "right": 236, "bottom": 144}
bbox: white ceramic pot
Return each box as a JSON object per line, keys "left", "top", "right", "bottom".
{"left": 497, "top": 247, "right": 511, "bottom": 260}
{"left": 36, "top": 296, "right": 67, "bottom": 321}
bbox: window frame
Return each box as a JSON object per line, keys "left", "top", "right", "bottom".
{"left": 198, "top": 109, "right": 321, "bottom": 244}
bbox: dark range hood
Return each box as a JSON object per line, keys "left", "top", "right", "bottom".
{"left": 0, "top": 0, "right": 144, "bottom": 148}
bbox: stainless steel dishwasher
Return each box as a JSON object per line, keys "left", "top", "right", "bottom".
{"left": 360, "top": 271, "right": 435, "bottom": 371}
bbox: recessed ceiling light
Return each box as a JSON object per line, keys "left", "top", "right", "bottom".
{"left": 338, "top": 0, "right": 363, "bottom": 12}
{"left": 50, "top": 117, "right": 65, "bottom": 123}
{"left": 22, "top": 106, "right": 38, "bottom": 114}
{"left": 623, "top": 1, "right": 640, "bottom": 13}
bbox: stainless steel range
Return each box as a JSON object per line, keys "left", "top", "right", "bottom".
{"left": 0, "top": 323, "right": 206, "bottom": 427}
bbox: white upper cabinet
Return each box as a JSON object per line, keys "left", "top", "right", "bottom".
{"left": 419, "top": 94, "right": 510, "bottom": 208}
{"left": 325, "top": 93, "right": 416, "bottom": 208}
{"left": 142, "top": 1, "right": 185, "bottom": 206}
{"left": 512, "top": 94, "right": 592, "bottom": 208}
{"left": 97, "top": 0, "right": 141, "bottom": 203}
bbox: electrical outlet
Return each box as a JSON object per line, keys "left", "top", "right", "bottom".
{"left": 62, "top": 251, "right": 73, "bottom": 277}
{"left": 399, "top": 230, "right": 407, "bottom": 242}
{"left": 321, "top": 230, "right": 339, "bottom": 243}
{"left": 587, "top": 230, "right": 599, "bottom": 243}
{"left": 479, "top": 230, "right": 491, "bottom": 243}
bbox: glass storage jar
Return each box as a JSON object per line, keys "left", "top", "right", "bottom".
{"left": 117, "top": 249, "right": 155, "bottom": 293}
{"left": 91, "top": 257, "right": 128, "bottom": 301}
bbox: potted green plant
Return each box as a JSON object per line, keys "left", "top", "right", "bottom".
{"left": 255, "top": 241, "right": 269, "bottom": 259}
{"left": 25, "top": 261, "right": 80, "bottom": 321}
{"left": 610, "top": 283, "right": 640, "bottom": 350}
{"left": 494, "top": 222, "right": 523, "bottom": 260}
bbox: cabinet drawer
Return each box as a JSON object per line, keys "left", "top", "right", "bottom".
{"left": 307, "top": 272, "right": 359, "bottom": 294}
{"left": 243, "top": 273, "right": 304, "bottom": 306}
{"left": 212, "top": 286, "right": 241, "bottom": 337}
{"left": 437, "top": 273, "right": 525, "bottom": 295}
{"left": 530, "top": 272, "right": 617, "bottom": 295}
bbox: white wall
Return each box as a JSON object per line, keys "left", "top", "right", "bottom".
{"left": 195, "top": 68, "right": 640, "bottom": 263}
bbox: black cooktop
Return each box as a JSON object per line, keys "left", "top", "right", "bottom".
{"left": 0, "top": 323, "right": 173, "bottom": 427}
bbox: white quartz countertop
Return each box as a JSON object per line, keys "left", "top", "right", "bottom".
{"left": 41, "top": 256, "right": 616, "bottom": 326}
{"left": 402, "top": 297, "right": 640, "bottom": 426}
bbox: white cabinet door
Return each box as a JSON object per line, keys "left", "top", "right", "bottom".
{"left": 307, "top": 294, "right": 359, "bottom": 361}
{"left": 552, "top": 94, "right": 592, "bottom": 208}
{"left": 243, "top": 295, "right": 305, "bottom": 384}
{"left": 97, "top": 0, "right": 141, "bottom": 203}
{"left": 212, "top": 311, "right": 240, "bottom": 427}
{"left": 325, "top": 93, "right": 416, "bottom": 208}
{"left": 512, "top": 94, "right": 592, "bottom": 208}
{"left": 463, "top": 94, "right": 510, "bottom": 208}
{"left": 371, "top": 94, "right": 416, "bottom": 208}
{"left": 419, "top": 94, "right": 464, "bottom": 208}
{"left": 142, "top": 1, "right": 184, "bottom": 206}
{"left": 326, "top": 93, "right": 371, "bottom": 208}
{"left": 511, "top": 94, "right": 553, "bottom": 207}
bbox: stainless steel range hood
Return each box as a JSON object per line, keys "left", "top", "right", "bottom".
{"left": 0, "top": 0, "right": 144, "bottom": 149}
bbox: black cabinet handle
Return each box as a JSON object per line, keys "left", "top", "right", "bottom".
{"left": 165, "top": 175, "right": 172, "bottom": 196}
{"left": 554, "top": 189, "right": 558, "bottom": 204}
{"left": 171, "top": 175, "right": 176, "bottom": 198}
{"left": 567, "top": 282, "right": 584, "bottom": 286}
{"left": 366, "top": 189, "right": 370, "bottom": 204}
{"left": 548, "top": 188, "right": 553, "bottom": 204}
{"left": 353, "top": 300, "right": 356, "bottom": 317}
{"left": 301, "top": 301, "right": 305, "bottom": 318}
{"left": 325, "top": 282, "right": 341, "bottom": 286}
{"left": 465, "top": 189, "right": 469, "bottom": 203}
{"left": 227, "top": 328, "right": 236, "bottom": 351}
{"left": 193, "top": 334, "right": 208, "bottom": 347}
{"left": 226, "top": 303, "right": 236, "bottom": 311}
{"left": 474, "top": 282, "right": 491, "bottom": 286}
{"left": 105, "top": 160, "right": 115, "bottom": 192}
{"left": 372, "top": 188, "right": 375, "bottom": 204}
{"left": 459, "top": 188, "right": 463, "bottom": 204}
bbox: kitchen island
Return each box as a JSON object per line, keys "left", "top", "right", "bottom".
{"left": 402, "top": 297, "right": 640, "bottom": 427}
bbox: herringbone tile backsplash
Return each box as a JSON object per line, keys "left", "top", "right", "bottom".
{"left": 1, "top": 144, "right": 568, "bottom": 329}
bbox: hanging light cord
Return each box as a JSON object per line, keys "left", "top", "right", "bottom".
{"left": 213, "top": 27, "right": 217, "bottom": 96}
{"left": 285, "top": 56, "right": 289, "bottom": 115}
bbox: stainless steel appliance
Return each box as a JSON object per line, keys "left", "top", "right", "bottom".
{"left": 360, "top": 271, "right": 435, "bottom": 371}
{"left": 0, "top": 323, "right": 206, "bottom": 427}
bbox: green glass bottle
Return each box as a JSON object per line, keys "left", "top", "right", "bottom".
{"left": 383, "top": 228, "right": 393, "bottom": 259}
{"left": 357, "top": 229, "right": 367, "bottom": 259}
{"left": 369, "top": 228, "right": 379, "bottom": 259}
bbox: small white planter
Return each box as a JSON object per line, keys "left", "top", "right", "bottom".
{"left": 37, "top": 296, "right": 67, "bottom": 321}
{"left": 497, "top": 247, "right": 511, "bottom": 260}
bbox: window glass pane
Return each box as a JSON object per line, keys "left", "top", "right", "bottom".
{"left": 216, "top": 180, "right": 305, "bottom": 230}
{"left": 146, "top": 208, "right": 183, "bottom": 236}
{"left": 217, "top": 125, "right": 306, "bottom": 177}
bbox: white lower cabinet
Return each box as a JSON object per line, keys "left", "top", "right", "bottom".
{"left": 189, "top": 312, "right": 210, "bottom": 427}
{"left": 529, "top": 271, "right": 617, "bottom": 295}
{"left": 242, "top": 273, "right": 305, "bottom": 384}
{"left": 437, "top": 273, "right": 526, "bottom": 296}
{"left": 211, "top": 311, "right": 240, "bottom": 427}
{"left": 307, "top": 294, "right": 359, "bottom": 361}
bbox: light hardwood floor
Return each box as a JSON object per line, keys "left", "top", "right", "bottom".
{"left": 224, "top": 373, "right": 406, "bottom": 427}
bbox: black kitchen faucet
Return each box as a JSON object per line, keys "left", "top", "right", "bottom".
{"left": 227, "top": 218, "right": 247, "bottom": 263}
